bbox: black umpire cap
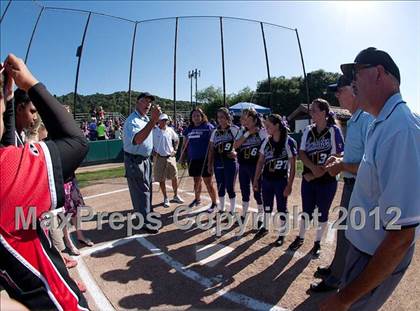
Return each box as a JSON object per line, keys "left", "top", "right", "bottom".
{"left": 137, "top": 92, "right": 155, "bottom": 101}
{"left": 340, "top": 47, "right": 400, "bottom": 84}
{"left": 327, "top": 75, "right": 352, "bottom": 93}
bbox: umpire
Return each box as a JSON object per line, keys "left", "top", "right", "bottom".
{"left": 123, "top": 92, "right": 161, "bottom": 233}
{"left": 320, "top": 47, "right": 420, "bottom": 310}
{"left": 310, "top": 75, "right": 373, "bottom": 292}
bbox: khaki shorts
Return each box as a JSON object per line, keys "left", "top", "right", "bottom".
{"left": 153, "top": 154, "right": 178, "bottom": 182}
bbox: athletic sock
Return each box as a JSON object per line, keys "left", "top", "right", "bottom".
{"left": 229, "top": 197, "right": 236, "bottom": 213}
{"left": 219, "top": 196, "right": 225, "bottom": 212}
{"left": 315, "top": 222, "right": 328, "bottom": 242}
{"left": 242, "top": 201, "right": 249, "bottom": 217}
{"left": 299, "top": 220, "right": 307, "bottom": 239}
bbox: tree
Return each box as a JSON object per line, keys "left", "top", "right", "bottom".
{"left": 55, "top": 69, "right": 342, "bottom": 120}
{"left": 255, "top": 69, "right": 341, "bottom": 117}
{"left": 196, "top": 86, "right": 225, "bottom": 119}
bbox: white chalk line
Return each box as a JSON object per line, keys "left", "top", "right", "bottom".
{"left": 84, "top": 188, "right": 128, "bottom": 200}
{"left": 78, "top": 180, "right": 337, "bottom": 310}
{"left": 76, "top": 256, "right": 115, "bottom": 311}
{"left": 78, "top": 233, "right": 287, "bottom": 311}
{"left": 83, "top": 182, "right": 336, "bottom": 246}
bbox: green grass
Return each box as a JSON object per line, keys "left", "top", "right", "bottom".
{"left": 76, "top": 161, "right": 304, "bottom": 189}
{"left": 296, "top": 160, "right": 304, "bottom": 176}
{"left": 76, "top": 166, "right": 125, "bottom": 188}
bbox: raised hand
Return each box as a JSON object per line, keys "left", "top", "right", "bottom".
{"left": 3, "top": 54, "right": 38, "bottom": 92}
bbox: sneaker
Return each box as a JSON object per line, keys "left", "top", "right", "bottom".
{"left": 188, "top": 199, "right": 201, "bottom": 208}
{"left": 314, "top": 266, "right": 331, "bottom": 279}
{"left": 172, "top": 195, "right": 184, "bottom": 204}
{"left": 163, "top": 197, "right": 170, "bottom": 208}
{"left": 141, "top": 225, "right": 159, "bottom": 234}
{"left": 272, "top": 236, "right": 284, "bottom": 247}
{"left": 254, "top": 227, "right": 268, "bottom": 239}
{"left": 311, "top": 241, "right": 321, "bottom": 258}
{"left": 207, "top": 203, "right": 217, "bottom": 213}
{"left": 309, "top": 280, "right": 337, "bottom": 293}
{"left": 288, "top": 236, "right": 304, "bottom": 252}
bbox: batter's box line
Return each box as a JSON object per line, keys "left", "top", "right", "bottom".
{"left": 79, "top": 233, "right": 320, "bottom": 311}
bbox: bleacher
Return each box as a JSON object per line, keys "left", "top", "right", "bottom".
{"left": 75, "top": 112, "right": 127, "bottom": 124}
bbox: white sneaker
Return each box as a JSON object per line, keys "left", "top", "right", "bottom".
{"left": 163, "top": 198, "right": 170, "bottom": 207}
{"left": 172, "top": 195, "right": 184, "bottom": 204}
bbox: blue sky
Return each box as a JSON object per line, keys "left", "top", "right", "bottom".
{"left": 1, "top": 1, "right": 419, "bottom": 112}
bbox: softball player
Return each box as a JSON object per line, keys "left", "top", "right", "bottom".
{"left": 234, "top": 109, "right": 267, "bottom": 221}
{"left": 253, "top": 114, "right": 297, "bottom": 245}
{"left": 289, "top": 98, "right": 344, "bottom": 257}
{"left": 207, "top": 108, "right": 239, "bottom": 213}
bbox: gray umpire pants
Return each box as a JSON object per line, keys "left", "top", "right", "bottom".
{"left": 325, "top": 180, "right": 354, "bottom": 287}
{"left": 342, "top": 243, "right": 415, "bottom": 311}
{"left": 124, "top": 152, "right": 152, "bottom": 220}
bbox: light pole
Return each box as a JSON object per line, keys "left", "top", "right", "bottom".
{"left": 188, "top": 68, "right": 201, "bottom": 108}
{"left": 194, "top": 69, "right": 200, "bottom": 106}
{"left": 188, "top": 70, "right": 193, "bottom": 108}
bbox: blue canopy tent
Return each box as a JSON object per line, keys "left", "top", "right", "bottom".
{"left": 229, "top": 102, "right": 271, "bottom": 116}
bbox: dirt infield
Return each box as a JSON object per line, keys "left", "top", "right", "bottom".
{"left": 69, "top": 169, "right": 419, "bottom": 310}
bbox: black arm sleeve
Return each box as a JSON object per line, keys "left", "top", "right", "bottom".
{"left": 0, "top": 99, "right": 16, "bottom": 146}
{"left": 27, "top": 83, "right": 89, "bottom": 181}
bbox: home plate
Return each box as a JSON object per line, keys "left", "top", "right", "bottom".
{"left": 195, "top": 244, "right": 234, "bottom": 267}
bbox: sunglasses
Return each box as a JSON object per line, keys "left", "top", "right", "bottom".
{"left": 351, "top": 64, "right": 376, "bottom": 80}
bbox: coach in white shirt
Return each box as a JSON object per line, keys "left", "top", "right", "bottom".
{"left": 153, "top": 114, "right": 184, "bottom": 207}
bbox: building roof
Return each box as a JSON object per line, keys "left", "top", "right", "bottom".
{"left": 287, "top": 104, "right": 351, "bottom": 121}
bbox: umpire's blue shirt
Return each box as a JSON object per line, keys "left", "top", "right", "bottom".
{"left": 123, "top": 110, "right": 153, "bottom": 156}
{"left": 346, "top": 93, "right": 420, "bottom": 255}
{"left": 342, "top": 109, "right": 373, "bottom": 178}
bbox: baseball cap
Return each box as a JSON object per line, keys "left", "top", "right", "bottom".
{"left": 159, "top": 113, "right": 169, "bottom": 121}
{"left": 137, "top": 92, "right": 155, "bottom": 101}
{"left": 340, "top": 47, "right": 400, "bottom": 83}
{"left": 327, "top": 75, "right": 352, "bottom": 93}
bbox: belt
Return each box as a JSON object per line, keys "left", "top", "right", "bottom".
{"left": 124, "top": 151, "right": 150, "bottom": 160}
{"left": 157, "top": 154, "right": 172, "bottom": 158}
{"left": 343, "top": 177, "right": 356, "bottom": 185}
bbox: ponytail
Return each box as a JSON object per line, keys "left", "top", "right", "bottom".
{"left": 327, "top": 110, "right": 336, "bottom": 127}
{"left": 267, "top": 114, "right": 287, "bottom": 157}
{"left": 312, "top": 98, "right": 336, "bottom": 127}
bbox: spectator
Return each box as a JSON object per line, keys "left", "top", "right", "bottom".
{"left": 106, "top": 119, "right": 114, "bottom": 139}
{"left": 114, "top": 123, "right": 122, "bottom": 139}
{"left": 97, "top": 120, "right": 106, "bottom": 140}
{"left": 152, "top": 113, "right": 184, "bottom": 207}
{"left": 0, "top": 53, "right": 89, "bottom": 310}
{"left": 80, "top": 121, "right": 89, "bottom": 139}
{"left": 97, "top": 105, "right": 105, "bottom": 120}
{"left": 88, "top": 117, "right": 97, "bottom": 141}
{"left": 14, "top": 88, "right": 38, "bottom": 146}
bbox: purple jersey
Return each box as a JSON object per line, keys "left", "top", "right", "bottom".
{"left": 210, "top": 125, "right": 240, "bottom": 161}
{"left": 236, "top": 128, "right": 268, "bottom": 165}
{"left": 300, "top": 124, "right": 344, "bottom": 182}
{"left": 183, "top": 122, "right": 214, "bottom": 160}
{"left": 260, "top": 136, "right": 297, "bottom": 180}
